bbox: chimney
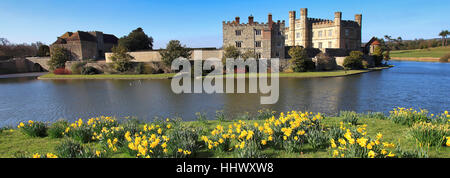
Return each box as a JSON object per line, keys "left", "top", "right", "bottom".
{"left": 355, "top": 14, "right": 362, "bottom": 26}
{"left": 235, "top": 17, "right": 240, "bottom": 24}
{"left": 248, "top": 15, "right": 254, "bottom": 25}
{"left": 268, "top": 13, "right": 273, "bottom": 29}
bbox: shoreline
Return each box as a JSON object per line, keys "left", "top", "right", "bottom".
{"left": 38, "top": 66, "right": 392, "bottom": 80}
{"left": 391, "top": 57, "right": 441, "bottom": 62}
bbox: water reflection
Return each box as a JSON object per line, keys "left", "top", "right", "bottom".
{"left": 0, "top": 61, "right": 449, "bottom": 126}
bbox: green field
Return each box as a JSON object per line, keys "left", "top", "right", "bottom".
{"left": 390, "top": 47, "right": 450, "bottom": 58}
{"left": 1, "top": 109, "right": 448, "bottom": 158}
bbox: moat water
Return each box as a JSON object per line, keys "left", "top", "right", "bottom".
{"left": 0, "top": 60, "right": 449, "bottom": 126}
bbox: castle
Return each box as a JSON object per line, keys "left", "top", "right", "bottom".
{"left": 51, "top": 31, "right": 118, "bottom": 60}
{"left": 222, "top": 14, "right": 286, "bottom": 59}
{"left": 223, "top": 8, "right": 362, "bottom": 58}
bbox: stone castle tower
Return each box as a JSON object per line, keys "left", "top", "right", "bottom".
{"left": 222, "top": 13, "right": 286, "bottom": 59}
{"left": 285, "top": 8, "right": 362, "bottom": 50}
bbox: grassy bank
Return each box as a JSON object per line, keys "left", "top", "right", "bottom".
{"left": 38, "top": 73, "right": 176, "bottom": 80}
{"left": 1, "top": 108, "right": 448, "bottom": 158}
{"left": 203, "top": 67, "right": 391, "bottom": 79}
{"left": 38, "top": 66, "right": 391, "bottom": 80}
{"left": 390, "top": 46, "right": 449, "bottom": 60}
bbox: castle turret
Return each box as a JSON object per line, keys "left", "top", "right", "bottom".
{"left": 300, "top": 8, "right": 310, "bottom": 48}
{"left": 355, "top": 14, "right": 362, "bottom": 50}
{"left": 334, "top": 12, "right": 342, "bottom": 48}
{"left": 289, "top": 11, "right": 296, "bottom": 46}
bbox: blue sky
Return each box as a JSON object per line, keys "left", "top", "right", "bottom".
{"left": 0, "top": 0, "right": 448, "bottom": 48}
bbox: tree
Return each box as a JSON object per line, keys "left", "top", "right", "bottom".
{"left": 241, "top": 49, "right": 256, "bottom": 60}
{"left": 343, "top": 51, "right": 364, "bottom": 69}
{"left": 48, "top": 47, "right": 70, "bottom": 70}
{"left": 288, "top": 46, "right": 314, "bottom": 72}
{"left": 159, "top": 40, "right": 191, "bottom": 66}
{"left": 372, "top": 45, "right": 383, "bottom": 66}
{"left": 110, "top": 45, "right": 135, "bottom": 72}
{"left": 222, "top": 45, "right": 241, "bottom": 62}
{"left": 439, "top": 30, "right": 449, "bottom": 47}
{"left": 37, "top": 44, "right": 50, "bottom": 57}
{"left": 118, "top": 27, "right": 153, "bottom": 51}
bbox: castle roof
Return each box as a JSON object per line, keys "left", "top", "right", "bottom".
{"left": 103, "top": 34, "right": 118, "bottom": 44}
{"left": 52, "top": 31, "right": 118, "bottom": 45}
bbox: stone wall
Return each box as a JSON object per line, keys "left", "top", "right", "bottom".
{"left": 105, "top": 49, "right": 223, "bottom": 63}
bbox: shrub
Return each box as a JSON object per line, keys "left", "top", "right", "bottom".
{"left": 409, "top": 122, "right": 449, "bottom": 147}
{"left": 340, "top": 111, "right": 359, "bottom": 125}
{"left": 70, "top": 62, "right": 86, "bottom": 74}
{"left": 439, "top": 53, "right": 450, "bottom": 62}
{"left": 55, "top": 139, "right": 103, "bottom": 158}
{"left": 288, "top": 46, "right": 315, "bottom": 72}
{"left": 48, "top": 47, "right": 70, "bottom": 70}
{"left": 48, "top": 120, "right": 68, "bottom": 138}
{"left": 343, "top": 51, "right": 364, "bottom": 70}
{"left": 53, "top": 68, "right": 71, "bottom": 75}
{"left": 388, "top": 107, "right": 429, "bottom": 126}
{"left": 330, "top": 124, "right": 397, "bottom": 158}
{"left": 0, "top": 126, "right": 12, "bottom": 133}
{"left": 255, "top": 108, "right": 276, "bottom": 120}
{"left": 17, "top": 120, "right": 47, "bottom": 137}
{"left": 315, "top": 52, "right": 337, "bottom": 71}
{"left": 235, "top": 140, "right": 265, "bottom": 158}
{"left": 110, "top": 45, "right": 134, "bottom": 73}
{"left": 159, "top": 40, "right": 192, "bottom": 66}
{"left": 305, "top": 129, "right": 329, "bottom": 150}
{"left": 361, "top": 112, "right": 386, "bottom": 120}
{"left": 215, "top": 110, "right": 226, "bottom": 122}
{"left": 168, "top": 126, "right": 202, "bottom": 158}
{"left": 81, "top": 66, "right": 101, "bottom": 75}
{"left": 195, "top": 112, "right": 208, "bottom": 124}
{"left": 395, "top": 146, "right": 429, "bottom": 158}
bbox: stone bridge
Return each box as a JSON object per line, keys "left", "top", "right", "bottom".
{"left": 26, "top": 57, "right": 51, "bottom": 71}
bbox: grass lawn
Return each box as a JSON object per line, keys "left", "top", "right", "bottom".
{"left": 203, "top": 67, "right": 391, "bottom": 79}
{"left": 390, "top": 46, "right": 450, "bottom": 58}
{"left": 38, "top": 67, "right": 392, "bottom": 80}
{"left": 38, "top": 73, "right": 176, "bottom": 80}
{"left": 1, "top": 112, "right": 448, "bottom": 158}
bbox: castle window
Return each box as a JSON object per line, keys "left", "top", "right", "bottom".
{"left": 328, "top": 30, "right": 332, "bottom": 36}
{"left": 255, "top": 29, "right": 261, "bottom": 35}
{"left": 318, "top": 31, "right": 323, "bottom": 37}
{"left": 236, "top": 41, "right": 242, "bottom": 48}
{"left": 328, "top": 41, "right": 332, "bottom": 48}
{"left": 275, "top": 52, "right": 280, "bottom": 57}
{"left": 286, "top": 34, "right": 288, "bottom": 39}
{"left": 296, "top": 33, "right": 300, "bottom": 38}
{"left": 255, "top": 41, "right": 261, "bottom": 48}
{"left": 345, "top": 29, "right": 350, "bottom": 37}
{"left": 318, "top": 42, "right": 323, "bottom": 49}
{"left": 256, "top": 53, "right": 261, "bottom": 59}
{"left": 235, "top": 30, "right": 242, "bottom": 36}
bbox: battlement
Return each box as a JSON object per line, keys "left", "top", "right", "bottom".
{"left": 222, "top": 14, "right": 285, "bottom": 27}
{"left": 311, "top": 19, "right": 335, "bottom": 28}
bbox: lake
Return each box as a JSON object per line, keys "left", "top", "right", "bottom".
{"left": 0, "top": 60, "right": 449, "bottom": 127}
